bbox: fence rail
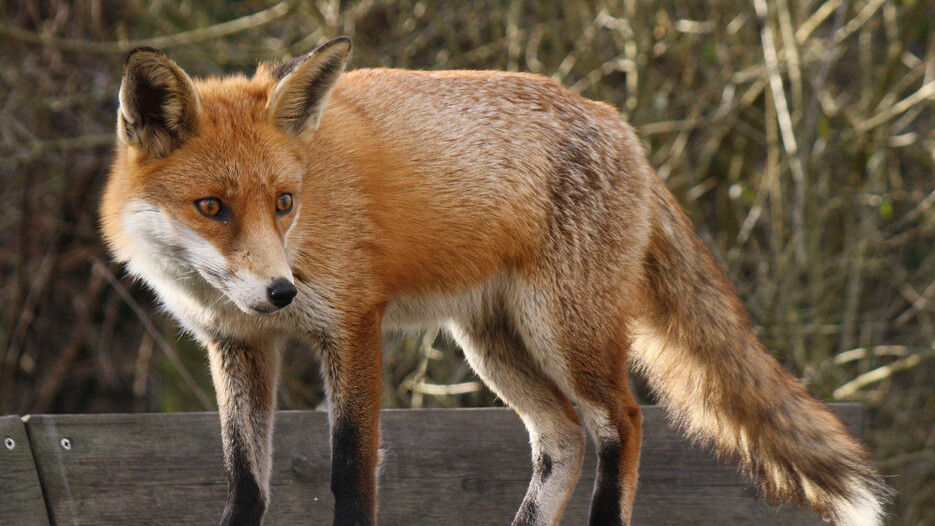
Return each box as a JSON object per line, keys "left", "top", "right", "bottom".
{"left": 1, "top": 404, "right": 862, "bottom": 525}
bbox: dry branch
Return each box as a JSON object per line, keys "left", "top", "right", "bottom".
{"left": 0, "top": 1, "right": 293, "bottom": 54}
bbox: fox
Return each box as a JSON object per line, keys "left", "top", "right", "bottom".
{"left": 100, "top": 36, "right": 888, "bottom": 526}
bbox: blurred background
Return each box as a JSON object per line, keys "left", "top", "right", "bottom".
{"left": 1, "top": 0, "right": 933, "bottom": 522}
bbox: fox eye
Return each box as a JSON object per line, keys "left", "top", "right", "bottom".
{"left": 276, "top": 193, "right": 293, "bottom": 214}
{"left": 196, "top": 197, "right": 223, "bottom": 218}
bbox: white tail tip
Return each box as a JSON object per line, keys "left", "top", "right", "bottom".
{"left": 831, "top": 478, "right": 885, "bottom": 526}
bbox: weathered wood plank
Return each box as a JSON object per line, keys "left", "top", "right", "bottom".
{"left": 0, "top": 415, "right": 51, "bottom": 525}
{"left": 24, "top": 404, "right": 861, "bottom": 525}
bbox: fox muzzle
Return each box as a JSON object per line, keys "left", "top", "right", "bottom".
{"left": 267, "top": 278, "right": 297, "bottom": 309}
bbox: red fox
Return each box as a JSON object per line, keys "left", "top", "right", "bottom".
{"left": 100, "top": 36, "right": 887, "bottom": 525}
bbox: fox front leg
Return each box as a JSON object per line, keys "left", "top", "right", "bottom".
{"left": 321, "top": 318, "right": 383, "bottom": 525}
{"left": 206, "top": 339, "right": 281, "bottom": 526}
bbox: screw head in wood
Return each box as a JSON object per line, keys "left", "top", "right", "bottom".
{"left": 3, "top": 437, "right": 13, "bottom": 449}
{"left": 60, "top": 437, "right": 72, "bottom": 450}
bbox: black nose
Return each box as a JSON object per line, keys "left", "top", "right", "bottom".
{"left": 267, "top": 279, "right": 297, "bottom": 309}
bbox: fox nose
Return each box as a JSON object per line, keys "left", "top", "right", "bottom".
{"left": 267, "top": 279, "right": 297, "bottom": 309}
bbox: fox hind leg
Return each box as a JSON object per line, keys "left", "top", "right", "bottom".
{"left": 508, "top": 278, "right": 643, "bottom": 525}
{"left": 448, "top": 315, "right": 586, "bottom": 526}
{"left": 540, "top": 319, "right": 641, "bottom": 526}
{"left": 576, "top": 382, "right": 642, "bottom": 526}
{"left": 510, "top": 285, "right": 642, "bottom": 525}
{"left": 521, "top": 317, "right": 642, "bottom": 525}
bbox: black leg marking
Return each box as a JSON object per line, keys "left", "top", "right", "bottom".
{"left": 511, "top": 453, "right": 556, "bottom": 525}
{"left": 220, "top": 431, "right": 265, "bottom": 526}
{"left": 331, "top": 419, "right": 375, "bottom": 526}
{"left": 589, "top": 438, "right": 623, "bottom": 526}
{"left": 538, "top": 453, "right": 554, "bottom": 483}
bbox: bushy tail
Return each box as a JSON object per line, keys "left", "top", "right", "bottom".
{"left": 630, "top": 181, "right": 889, "bottom": 525}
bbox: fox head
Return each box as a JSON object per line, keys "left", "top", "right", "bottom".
{"left": 101, "top": 37, "right": 352, "bottom": 315}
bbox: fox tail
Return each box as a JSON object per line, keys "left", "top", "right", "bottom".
{"left": 631, "top": 180, "right": 889, "bottom": 525}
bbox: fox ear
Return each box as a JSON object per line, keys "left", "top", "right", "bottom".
{"left": 118, "top": 47, "right": 200, "bottom": 157}
{"left": 268, "top": 36, "right": 351, "bottom": 134}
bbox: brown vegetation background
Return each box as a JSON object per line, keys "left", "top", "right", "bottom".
{"left": 1, "top": 0, "right": 933, "bottom": 522}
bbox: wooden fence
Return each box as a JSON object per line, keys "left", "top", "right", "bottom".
{"left": 1, "top": 405, "right": 862, "bottom": 525}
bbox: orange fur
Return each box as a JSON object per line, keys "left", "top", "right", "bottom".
{"left": 101, "top": 38, "right": 887, "bottom": 526}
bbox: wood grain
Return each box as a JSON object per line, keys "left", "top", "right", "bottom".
{"left": 24, "top": 405, "right": 862, "bottom": 525}
{"left": 0, "top": 415, "right": 51, "bottom": 525}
